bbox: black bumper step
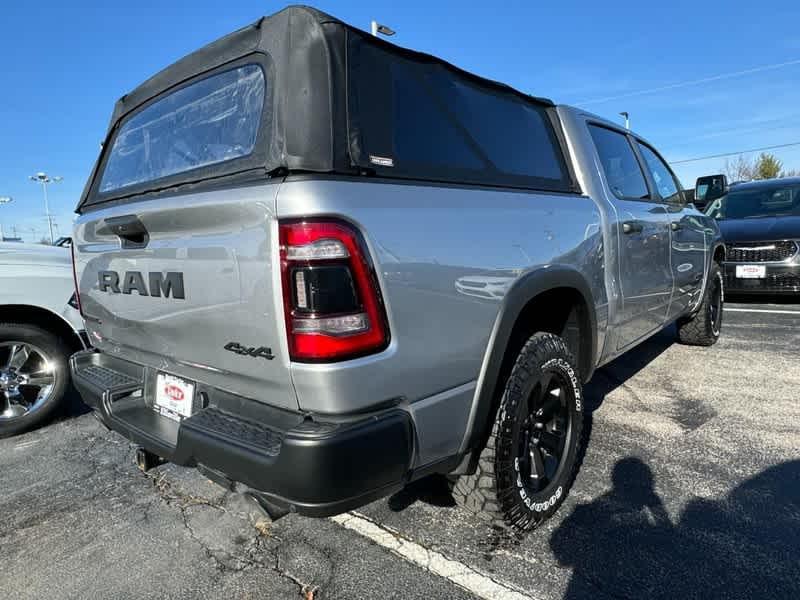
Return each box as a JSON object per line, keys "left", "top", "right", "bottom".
{"left": 79, "top": 364, "right": 140, "bottom": 389}
{"left": 184, "top": 408, "right": 283, "bottom": 457}
{"left": 69, "top": 349, "right": 415, "bottom": 516}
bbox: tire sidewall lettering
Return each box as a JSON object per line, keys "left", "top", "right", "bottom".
{"left": 514, "top": 356, "right": 580, "bottom": 512}
{"left": 540, "top": 358, "right": 582, "bottom": 413}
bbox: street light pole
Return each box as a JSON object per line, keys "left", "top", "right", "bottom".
{"left": 0, "top": 196, "right": 12, "bottom": 242}
{"left": 370, "top": 20, "right": 395, "bottom": 37}
{"left": 42, "top": 182, "right": 52, "bottom": 243}
{"left": 28, "top": 172, "right": 62, "bottom": 245}
{"left": 619, "top": 111, "right": 630, "bottom": 130}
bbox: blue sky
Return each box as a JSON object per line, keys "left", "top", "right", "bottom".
{"left": 2, "top": 0, "right": 800, "bottom": 242}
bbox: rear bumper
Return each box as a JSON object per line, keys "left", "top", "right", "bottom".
{"left": 70, "top": 349, "right": 414, "bottom": 517}
{"left": 723, "top": 263, "right": 800, "bottom": 294}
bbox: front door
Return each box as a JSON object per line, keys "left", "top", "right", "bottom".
{"left": 634, "top": 141, "right": 707, "bottom": 320}
{"left": 587, "top": 124, "right": 674, "bottom": 350}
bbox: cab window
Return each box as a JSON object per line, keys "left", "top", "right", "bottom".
{"left": 636, "top": 142, "right": 683, "bottom": 204}
{"left": 588, "top": 125, "right": 649, "bottom": 200}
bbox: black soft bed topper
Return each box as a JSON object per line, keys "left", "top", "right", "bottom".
{"left": 78, "top": 5, "right": 569, "bottom": 212}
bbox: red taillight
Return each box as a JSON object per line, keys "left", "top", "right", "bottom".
{"left": 70, "top": 243, "right": 83, "bottom": 317}
{"left": 279, "top": 219, "right": 389, "bottom": 362}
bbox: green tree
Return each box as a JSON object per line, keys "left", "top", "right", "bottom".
{"left": 753, "top": 152, "right": 782, "bottom": 180}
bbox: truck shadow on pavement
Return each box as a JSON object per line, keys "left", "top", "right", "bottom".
{"left": 580, "top": 326, "right": 677, "bottom": 463}
{"left": 584, "top": 325, "right": 677, "bottom": 412}
{"left": 550, "top": 457, "right": 800, "bottom": 600}
{"left": 59, "top": 384, "right": 92, "bottom": 420}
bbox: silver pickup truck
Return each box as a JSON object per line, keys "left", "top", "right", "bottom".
{"left": 70, "top": 6, "right": 723, "bottom": 532}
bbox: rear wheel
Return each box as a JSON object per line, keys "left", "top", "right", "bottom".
{"left": 0, "top": 323, "right": 71, "bottom": 438}
{"left": 450, "top": 332, "right": 584, "bottom": 531}
{"left": 677, "top": 263, "right": 723, "bottom": 346}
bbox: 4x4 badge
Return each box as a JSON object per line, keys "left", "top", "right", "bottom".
{"left": 224, "top": 342, "right": 275, "bottom": 360}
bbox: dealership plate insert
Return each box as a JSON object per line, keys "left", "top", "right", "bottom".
{"left": 735, "top": 265, "right": 766, "bottom": 279}
{"left": 155, "top": 373, "right": 195, "bottom": 420}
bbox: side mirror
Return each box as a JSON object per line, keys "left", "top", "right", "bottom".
{"left": 695, "top": 174, "right": 728, "bottom": 206}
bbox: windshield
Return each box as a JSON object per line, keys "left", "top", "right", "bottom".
{"left": 705, "top": 182, "right": 800, "bottom": 219}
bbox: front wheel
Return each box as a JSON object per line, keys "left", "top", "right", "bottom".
{"left": 0, "top": 323, "right": 71, "bottom": 438}
{"left": 450, "top": 332, "right": 584, "bottom": 531}
{"left": 676, "top": 263, "right": 723, "bottom": 346}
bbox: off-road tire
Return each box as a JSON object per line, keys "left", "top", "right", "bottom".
{"left": 676, "top": 262, "right": 723, "bottom": 346}
{"left": 0, "top": 323, "right": 71, "bottom": 438}
{"left": 450, "top": 332, "right": 584, "bottom": 531}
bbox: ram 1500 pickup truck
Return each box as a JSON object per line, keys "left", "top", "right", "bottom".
{"left": 70, "top": 5, "right": 724, "bottom": 531}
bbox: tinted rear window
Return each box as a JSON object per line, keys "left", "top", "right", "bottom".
{"left": 351, "top": 41, "right": 572, "bottom": 192}
{"left": 391, "top": 62, "right": 486, "bottom": 171}
{"left": 430, "top": 76, "right": 566, "bottom": 180}
{"left": 99, "top": 64, "right": 265, "bottom": 193}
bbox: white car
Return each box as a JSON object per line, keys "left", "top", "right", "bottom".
{"left": 0, "top": 243, "right": 87, "bottom": 437}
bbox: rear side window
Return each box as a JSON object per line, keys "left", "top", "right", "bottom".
{"left": 429, "top": 76, "right": 567, "bottom": 180}
{"left": 99, "top": 64, "right": 265, "bottom": 193}
{"left": 391, "top": 62, "right": 485, "bottom": 171}
{"left": 351, "top": 41, "right": 573, "bottom": 192}
{"left": 636, "top": 142, "right": 683, "bottom": 203}
{"left": 589, "top": 125, "right": 648, "bottom": 200}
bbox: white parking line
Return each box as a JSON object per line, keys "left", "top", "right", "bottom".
{"left": 724, "top": 307, "right": 800, "bottom": 315}
{"left": 331, "top": 512, "right": 535, "bottom": 600}
{"left": 13, "top": 439, "right": 40, "bottom": 451}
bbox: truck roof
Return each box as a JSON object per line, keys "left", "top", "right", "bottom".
{"left": 113, "top": 6, "right": 554, "bottom": 122}
{"left": 78, "top": 6, "right": 572, "bottom": 212}
{"left": 727, "top": 177, "right": 800, "bottom": 191}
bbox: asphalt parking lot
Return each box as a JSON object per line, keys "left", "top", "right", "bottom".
{"left": 2, "top": 299, "right": 798, "bottom": 600}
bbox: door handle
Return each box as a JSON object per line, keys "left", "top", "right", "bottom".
{"left": 622, "top": 221, "right": 643, "bottom": 234}
{"left": 98, "top": 215, "right": 150, "bottom": 249}
{"left": 671, "top": 222, "right": 683, "bottom": 231}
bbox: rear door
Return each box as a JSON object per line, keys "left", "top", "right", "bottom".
{"left": 587, "top": 124, "right": 673, "bottom": 350}
{"left": 634, "top": 141, "right": 707, "bottom": 320}
{"left": 72, "top": 61, "right": 297, "bottom": 410}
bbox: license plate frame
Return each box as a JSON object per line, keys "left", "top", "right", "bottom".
{"left": 735, "top": 264, "right": 766, "bottom": 279}
{"left": 154, "top": 373, "right": 195, "bottom": 421}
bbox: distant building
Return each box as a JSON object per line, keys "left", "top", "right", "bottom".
{"left": 0, "top": 236, "right": 23, "bottom": 243}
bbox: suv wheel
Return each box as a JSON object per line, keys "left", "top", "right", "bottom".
{"left": 676, "top": 262, "right": 723, "bottom": 346}
{"left": 0, "top": 323, "right": 71, "bottom": 438}
{"left": 451, "top": 332, "right": 584, "bottom": 531}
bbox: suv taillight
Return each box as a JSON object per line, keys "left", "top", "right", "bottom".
{"left": 70, "top": 243, "right": 83, "bottom": 316}
{"left": 279, "top": 219, "right": 389, "bottom": 362}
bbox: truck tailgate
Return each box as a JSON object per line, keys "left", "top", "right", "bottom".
{"left": 72, "top": 183, "right": 297, "bottom": 411}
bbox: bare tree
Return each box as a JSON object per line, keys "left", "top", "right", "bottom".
{"left": 723, "top": 155, "right": 754, "bottom": 182}
{"left": 722, "top": 154, "right": 799, "bottom": 180}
